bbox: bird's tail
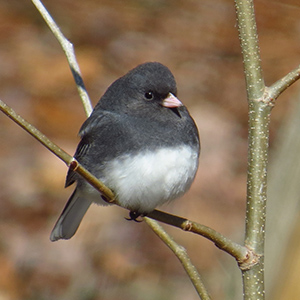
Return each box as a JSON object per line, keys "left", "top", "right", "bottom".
{"left": 50, "top": 189, "right": 92, "bottom": 241}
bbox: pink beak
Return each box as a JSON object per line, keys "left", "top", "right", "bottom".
{"left": 162, "top": 93, "right": 183, "bottom": 108}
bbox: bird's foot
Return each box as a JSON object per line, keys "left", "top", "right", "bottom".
{"left": 125, "top": 211, "right": 145, "bottom": 222}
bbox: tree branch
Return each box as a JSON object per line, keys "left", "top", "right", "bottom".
{"left": 268, "top": 64, "right": 300, "bottom": 102}
{"left": 144, "top": 218, "right": 211, "bottom": 300}
{"left": 235, "top": 0, "right": 300, "bottom": 298}
{"left": 235, "top": 0, "right": 267, "bottom": 299}
{"left": 31, "top": 0, "right": 93, "bottom": 117}
{"left": 0, "top": 99, "right": 114, "bottom": 201}
{"left": 234, "top": 0, "right": 265, "bottom": 100}
{"left": 147, "top": 210, "right": 249, "bottom": 265}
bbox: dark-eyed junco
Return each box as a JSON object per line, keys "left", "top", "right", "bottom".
{"left": 50, "top": 62, "right": 200, "bottom": 241}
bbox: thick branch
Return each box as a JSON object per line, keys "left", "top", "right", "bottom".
{"left": 235, "top": 0, "right": 265, "bottom": 100}
{"left": 235, "top": 0, "right": 267, "bottom": 299}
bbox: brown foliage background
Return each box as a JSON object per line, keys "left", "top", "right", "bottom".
{"left": 0, "top": 1, "right": 299, "bottom": 299}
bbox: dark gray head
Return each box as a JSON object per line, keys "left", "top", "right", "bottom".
{"left": 95, "top": 62, "right": 179, "bottom": 114}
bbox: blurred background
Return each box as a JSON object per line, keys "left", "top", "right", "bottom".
{"left": 0, "top": 0, "right": 299, "bottom": 299}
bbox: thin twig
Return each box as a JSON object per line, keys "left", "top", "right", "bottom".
{"left": 0, "top": 99, "right": 114, "bottom": 201}
{"left": 144, "top": 218, "right": 211, "bottom": 300}
{"left": 31, "top": 0, "right": 93, "bottom": 117}
{"left": 268, "top": 64, "right": 300, "bottom": 102}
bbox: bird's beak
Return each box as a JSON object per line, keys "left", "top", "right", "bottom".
{"left": 162, "top": 93, "right": 183, "bottom": 108}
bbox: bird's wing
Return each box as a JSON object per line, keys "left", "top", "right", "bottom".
{"left": 65, "top": 113, "right": 108, "bottom": 188}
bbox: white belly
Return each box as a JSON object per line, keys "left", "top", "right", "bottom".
{"left": 99, "top": 145, "right": 199, "bottom": 212}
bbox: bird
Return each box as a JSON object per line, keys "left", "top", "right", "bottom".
{"left": 50, "top": 62, "right": 200, "bottom": 241}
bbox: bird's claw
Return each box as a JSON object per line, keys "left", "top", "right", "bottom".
{"left": 125, "top": 211, "right": 145, "bottom": 222}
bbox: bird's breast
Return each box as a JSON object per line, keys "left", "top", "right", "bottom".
{"left": 100, "top": 145, "right": 199, "bottom": 213}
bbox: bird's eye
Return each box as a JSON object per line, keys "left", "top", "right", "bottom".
{"left": 144, "top": 91, "right": 154, "bottom": 100}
